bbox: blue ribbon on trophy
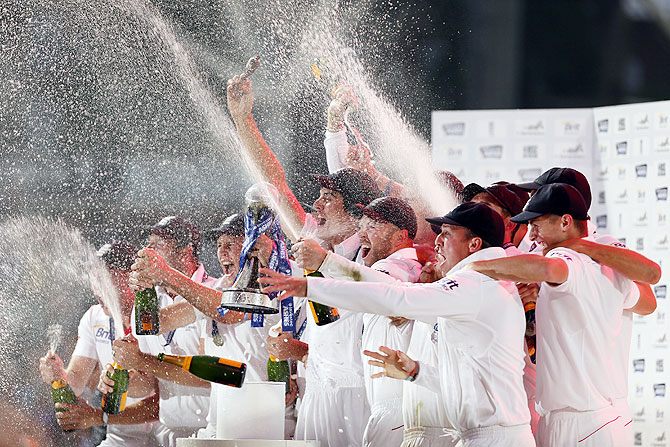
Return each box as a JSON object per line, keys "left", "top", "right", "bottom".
{"left": 217, "top": 205, "right": 295, "bottom": 331}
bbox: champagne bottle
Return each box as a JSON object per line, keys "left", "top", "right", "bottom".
{"left": 267, "top": 356, "right": 291, "bottom": 394}
{"left": 51, "top": 378, "right": 78, "bottom": 432}
{"left": 157, "top": 354, "right": 246, "bottom": 388}
{"left": 305, "top": 270, "right": 340, "bottom": 326}
{"left": 101, "top": 362, "right": 129, "bottom": 415}
{"left": 135, "top": 288, "right": 159, "bottom": 335}
{"left": 524, "top": 301, "right": 536, "bottom": 364}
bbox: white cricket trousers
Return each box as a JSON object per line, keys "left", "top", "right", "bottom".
{"left": 536, "top": 405, "right": 627, "bottom": 447}
{"left": 402, "top": 426, "right": 461, "bottom": 447}
{"left": 454, "top": 424, "right": 535, "bottom": 447}
{"left": 295, "top": 385, "right": 369, "bottom": 447}
{"left": 362, "top": 398, "right": 404, "bottom": 447}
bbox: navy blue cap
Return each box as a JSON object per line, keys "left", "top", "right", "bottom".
{"left": 516, "top": 167, "right": 592, "bottom": 209}
{"left": 511, "top": 183, "right": 589, "bottom": 224}
{"left": 357, "top": 197, "right": 418, "bottom": 240}
{"left": 206, "top": 213, "right": 245, "bottom": 239}
{"left": 425, "top": 202, "right": 505, "bottom": 247}
{"left": 145, "top": 216, "right": 202, "bottom": 256}
{"left": 311, "top": 168, "right": 382, "bottom": 216}
{"left": 96, "top": 241, "right": 138, "bottom": 271}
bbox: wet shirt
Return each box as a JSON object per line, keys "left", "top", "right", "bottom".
{"left": 133, "top": 263, "right": 212, "bottom": 429}
{"left": 306, "top": 248, "right": 531, "bottom": 432}
{"left": 74, "top": 304, "right": 157, "bottom": 443}
{"left": 535, "top": 247, "right": 640, "bottom": 414}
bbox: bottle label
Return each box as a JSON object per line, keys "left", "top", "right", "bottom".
{"left": 140, "top": 310, "right": 155, "bottom": 331}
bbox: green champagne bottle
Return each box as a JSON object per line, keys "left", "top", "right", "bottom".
{"left": 101, "top": 362, "right": 129, "bottom": 415}
{"left": 305, "top": 270, "right": 340, "bottom": 326}
{"left": 267, "top": 356, "right": 291, "bottom": 394}
{"left": 157, "top": 354, "right": 247, "bottom": 388}
{"left": 51, "top": 378, "right": 78, "bottom": 432}
{"left": 135, "top": 288, "right": 159, "bottom": 335}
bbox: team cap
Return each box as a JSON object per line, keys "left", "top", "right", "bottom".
{"left": 425, "top": 202, "right": 505, "bottom": 248}
{"left": 511, "top": 183, "right": 589, "bottom": 224}
{"left": 516, "top": 167, "right": 592, "bottom": 208}
{"left": 356, "top": 197, "right": 418, "bottom": 240}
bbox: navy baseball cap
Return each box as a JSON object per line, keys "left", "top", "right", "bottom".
{"left": 311, "top": 168, "right": 382, "bottom": 216}
{"left": 461, "top": 182, "right": 528, "bottom": 216}
{"left": 516, "top": 167, "right": 592, "bottom": 208}
{"left": 206, "top": 213, "right": 245, "bottom": 239}
{"left": 511, "top": 183, "right": 589, "bottom": 224}
{"left": 425, "top": 202, "right": 505, "bottom": 247}
{"left": 145, "top": 216, "right": 202, "bottom": 256}
{"left": 356, "top": 197, "right": 418, "bottom": 240}
{"left": 96, "top": 241, "right": 138, "bottom": 271}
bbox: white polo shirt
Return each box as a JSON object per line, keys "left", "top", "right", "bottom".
{"left": 534, "top": 247, "right": 640, "bottom": 414}
{"left": 73, "top": 305, "right": 158, "bottom": 446}
{"left": 306, "top": 247, "right": 531, "bottom": 432}
{"left": 133, "top": 264, "right": 212, "bottom": 429}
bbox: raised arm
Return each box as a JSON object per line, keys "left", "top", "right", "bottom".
{"left": 558, "top": 238, "right": 661, "bottom": 284}
{"left": 227, "top": 76, "right": 305, "bottom": 239}
{"left": 470, "top": 254, "right": 569, "bottom": 285}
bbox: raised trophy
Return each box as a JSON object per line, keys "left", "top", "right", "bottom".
{"left": 219, "top": 183, "right": 281, "bottom": 315}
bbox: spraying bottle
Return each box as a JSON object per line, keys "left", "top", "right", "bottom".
{"left": 135, "top": 288, "right": 159, "bottom": 335}
{"left": 101, "top": 362, "right": 129, "bottom": 415}
{"left": 305, "top": 270, "right": 340, "bottom": 326}
{"left": 157, "top": 354, "right": 247, "bottom": 388}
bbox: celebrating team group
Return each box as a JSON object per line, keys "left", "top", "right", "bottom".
{"left": 39, "top": 73, "right": 662, "bottom": 447}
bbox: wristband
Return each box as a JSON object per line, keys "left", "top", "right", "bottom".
{"left": 405, "top": 362, "right": 419, "bottom": 382}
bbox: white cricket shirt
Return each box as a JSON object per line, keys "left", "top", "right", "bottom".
{"left": 73, "top": 304, "right": 157, "bottom": 445}
{"left": 535, "top": 246, "right": 640, "bottom": 414}
{"left": 133, "top": 263, "right": 212, "bottom": 429}
{"left": 306, "top": 247, "right": 531, "bottom": 432}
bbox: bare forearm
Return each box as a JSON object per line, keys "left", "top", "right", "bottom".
{"left": 136, "top": 352, "right": 210, "bottom": 388}
{"left": 127, "top": 372, "right": 157, "bottom": 398}
{"left": 233, "top": 113, "right": 305, "bottom": 238}
{"left": 573, "top": 240, "right": 661, "bottom": 284}
{"left": 108, "top": 393, "right": 159, "bottom": 425}
{"left": 161, "top": 268, "right": 224, "bottom": 321}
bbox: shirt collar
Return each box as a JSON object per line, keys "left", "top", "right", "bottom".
{"left": 446, "top": 247, "right": 506, "bottom": 275}
{"left": 333, "top": 232, "right": 361, "bottom": 261}
{"left": 191, "top": 263, "right": 209, "bottom": 283}
{"left": 387, "top": 247, "right": 418, "bottom": 261}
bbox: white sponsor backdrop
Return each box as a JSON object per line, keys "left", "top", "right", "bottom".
{"left": 432, "top": 100, "right": 670, "bottom": 447}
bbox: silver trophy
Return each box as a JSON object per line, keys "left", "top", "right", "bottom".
{"left": 219, "top": 183, "right": 281, "bottom": 314}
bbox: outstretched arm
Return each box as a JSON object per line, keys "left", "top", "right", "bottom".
{"left": 227, "top": 76, "right": 305, "bottom": 239}
{"left": 470, "top": 254, "right": 569, "bottom": 285}
{"left": 558, "top": 238, "right": 661, "bottom": 284}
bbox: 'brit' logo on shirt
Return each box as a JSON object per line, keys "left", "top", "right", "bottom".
{"left": 95, "top": 327, "right": 112, "bottom": 342}
{"left": 440, "top": 278, "right": 459, "bottom": 291}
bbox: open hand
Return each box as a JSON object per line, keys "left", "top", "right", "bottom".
{"left": 363, "top": 346, "right": 416, "bottom": 380}
{"left": 258, "top": 268, "right": 307, "bottom": 300}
